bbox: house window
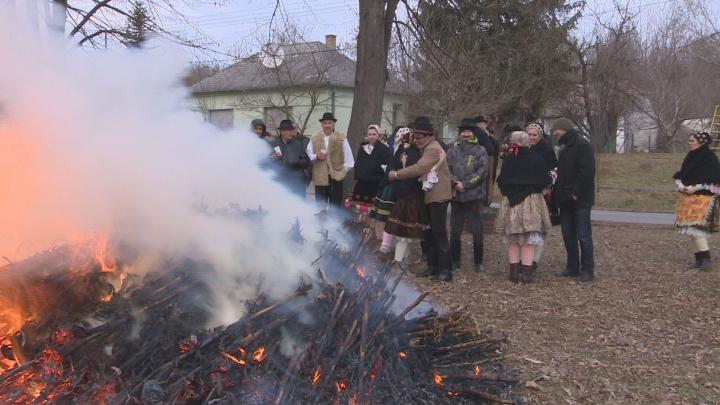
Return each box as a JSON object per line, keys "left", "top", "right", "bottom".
{"left": 205, "top": 109, "right": 234, "bottom": 130}
{"left": 265, "top": 107, "right": 293, "bottom": 136}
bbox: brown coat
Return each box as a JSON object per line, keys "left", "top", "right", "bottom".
{"left": 395, "top": 139, "right": 451, "bottom": 204}
{"left": 310, "top": 131, "right": 347, "bottom": 186}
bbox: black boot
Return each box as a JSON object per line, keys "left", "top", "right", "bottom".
{"left": 556, "top": 268, "right": 579, "bottom": 277}
{"left": 428, "top": 265, "right": 440, "bottom": 281}
{"left": 698, "top": 251, "right": 713, "bottom": 271}
{"left": 473, "top": 242, "right": 484, "bottom": 269}
{"left": 689, "top": 252, "right": 702, "bottom": 269}
{"left": 508, "top": 263, "right": 520, "bottom": 283}
{"left": 520, "top": 264, "right": 537, "bottom": 283}
{"left": 576, "top": 270, "right": 595, "bottom": 283}
{"left": 435, "top": 268, "right": 453, "bottom": 282}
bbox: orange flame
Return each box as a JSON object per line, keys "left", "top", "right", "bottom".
{"left": 311, "top": 365, "right": 322, "bottom": 385}
{"left": 252, "top": 346, "right": 266, "bottom": 364}
{"left": 398, "top": 351, "right": 407, "bottom": 359}
{"left": 356, "top": 266, "right": 366, "bottom": 278}
{"left": 433, "top": 372, "right": 444, "bottom": 386}
{"left": 94, "top": 234, "right": 117, "bottom": 273}
{"left": 220, "top": 351, "right": 246, "bottom": 366}
{"left": 335, "top": 379, "right": 348, "bottom": 392}
{"left": 474, "top": 365, "right": 481, "bottom": 376}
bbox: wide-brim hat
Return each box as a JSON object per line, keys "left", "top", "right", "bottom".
{"left": 457, "top": 118, "right": 476, "bottom": 131}
{"left": 413, "top": 116, "right": 433, "bottom": 135}
{"left": 473, "top": 115, "right": 489, "bottom": 124}
{"left": 278, "top": 119, "right": 295, "bottom": 130}
{"left": 319, "top": 112, "right": 337, "bottom": 122}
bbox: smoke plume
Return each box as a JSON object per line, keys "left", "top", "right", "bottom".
{"left": 0, "top": 5, "right": 340, "bottom": 326}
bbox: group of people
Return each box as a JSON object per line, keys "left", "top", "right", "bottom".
{"left": 256, "top": 112, "right": 600, "bottom": 284}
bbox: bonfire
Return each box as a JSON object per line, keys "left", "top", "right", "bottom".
{"left": 0, "top": 220, "right": 520, "bottom": 404}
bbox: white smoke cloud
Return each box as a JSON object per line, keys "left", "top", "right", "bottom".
{"left": 0, "top": 5, "right": 342, "bottom": 326}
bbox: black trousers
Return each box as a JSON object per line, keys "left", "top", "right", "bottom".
{"left": 315, "top": 177, "right": 344, "bottom": 207}
{"left": 423, "top": 201, "right": 451, "bottom": 272}
{"left": 450, "top": 200, "right": 484, "bottom": 265}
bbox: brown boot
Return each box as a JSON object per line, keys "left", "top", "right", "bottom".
{"left": 508, "top": 263, "right": 520, "bottom": 283}
{"left": 520, "top": 264, "right": 537, "bottom": 283}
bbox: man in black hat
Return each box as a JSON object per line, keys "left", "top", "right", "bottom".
{"left": 306, "top": 112, "right": 355, "bottom": 207}
{"left": 389, "top": 116, "right": 453, "bottom": 282}
{"left": 270, "top": 119, "right": 311, "bottom": 197}
{"left": 474, "top": 115, "right": 499, "bottom": 205}
{"left": 447, "top": 118, "right": 489, "bottom": 273}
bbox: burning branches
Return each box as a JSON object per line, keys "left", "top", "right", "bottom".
{"left": 0, "top": 226, "right": 519, "bottom": 404}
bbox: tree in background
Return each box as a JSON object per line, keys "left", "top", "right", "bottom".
{"left": 124, "top": 1, "right": 150, "bottom": 48}
{"left": 396, "top": 0, "right": 583, "bottom": 135}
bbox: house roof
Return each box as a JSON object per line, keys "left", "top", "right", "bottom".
{"left": 191, "top": 41, "right": 405, "bottom": 94}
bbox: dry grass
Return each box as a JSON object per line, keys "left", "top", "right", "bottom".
{"left": 404, "top": 224, "right": 720, "bottom": 404}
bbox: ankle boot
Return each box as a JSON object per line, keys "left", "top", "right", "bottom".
{"left": 436, "top": 269, "right": 453, "bottom": 282}
{"left": 520, "top": 264, "right": 537, "bottom": 283}
{"left": 508, "top": 263, "right": 520, "bottom": 283}
{"left": 689, "top": 252, "right": 702, "bottom": 269}
{"left": 698, "top": 251, "right": 713, "bottom": 271}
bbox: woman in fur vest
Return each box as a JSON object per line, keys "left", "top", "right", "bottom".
{"left": 496, "top": 131, "right": 552, "bottom": 283}
{"left": 673, "top": 131, "right": 720, "bottom": 271}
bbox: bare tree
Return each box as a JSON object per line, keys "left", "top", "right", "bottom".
{"left": 561, "top": 5, "right": 641, "bottom": 152}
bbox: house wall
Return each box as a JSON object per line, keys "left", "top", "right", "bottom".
{"left": 192, "top": 87, "right": 407, "bottom": 138}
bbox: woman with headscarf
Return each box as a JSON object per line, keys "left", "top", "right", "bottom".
{"left": 345, "top": 125, "right": 391, "bottom": 220}
{"left": 526, "top": 122, "right": 559, "bottom": 269}
{"left": 384, "top": 127, "right": 427, "bottom": 269}
{"left": 673, "top": 131, "right": 720, "bottom": 271}
{"left": 496, "top": 131, "right": 552, "bottom": 283}
{"left": 370, "top": 127, "right": 411, "bottom": 252}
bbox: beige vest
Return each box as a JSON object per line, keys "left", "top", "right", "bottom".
{"left": 311, "top": 131, "right": 347, "bottom": 186}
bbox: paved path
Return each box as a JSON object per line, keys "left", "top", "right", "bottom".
{"left": 488, "top": 203, "right": 674, "bottom": 226}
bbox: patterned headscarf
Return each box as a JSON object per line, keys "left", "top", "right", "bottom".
{"left": 525, "top": 122, "right": 544, "bottom": 137}
{"left": 395, "top": 127, "right": 412, "bottom": 147}
{"left": 691, "top": 131, "right": 713, "bottom": 146}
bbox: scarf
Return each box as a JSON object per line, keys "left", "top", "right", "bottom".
{"left": 497, "top": 147, "right": 551, "bottom": 206}
{"left": 674, "top": 144, "right": 720, "bottom": 186}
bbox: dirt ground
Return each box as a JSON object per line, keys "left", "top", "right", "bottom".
{"left": 404, "top": 223, "right": 720, "bottom": 404}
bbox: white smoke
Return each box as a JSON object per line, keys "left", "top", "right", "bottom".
{"left": 0, "top": 5, "right": 342, "bottom": 326}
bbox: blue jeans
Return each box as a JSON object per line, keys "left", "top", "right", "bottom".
{"left": 559, "top": 207, "right": 594, "bottom": 274}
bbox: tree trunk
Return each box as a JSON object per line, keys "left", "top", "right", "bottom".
{"left": 50, "top": 0, "right": 68, "bottom": 35}
{"left": 347, "top": 0, "right": 399, "bottom": 152}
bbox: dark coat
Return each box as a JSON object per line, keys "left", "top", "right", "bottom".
{"left": 389, "top": 144, "right": 422, "bottom": 198}
{"left": 447, "top": 140, "right": 488, "bottom": 203}
{"left": 673, "top": 144, "right": 720, "bottom": 195}
{"left": 497, "top": 147, "right": 552, "bottom": 206}
{"left": 270, "top": 136, "right": 311, "bottom": 193}
{"left": 553, "top": 129, "right": 596, "bottom": 208}
{"left": 354, "top": 142, "right": 391, "bottom": 183}
{"left": 530, "top": 138, "right": 558, "bottom": 171}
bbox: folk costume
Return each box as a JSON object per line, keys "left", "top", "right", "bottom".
{"left": 306, "top": 112, "right": 355, "bottom": 207}
{"left": 674, "top": 132, "right": 720, "bottom": 270}
{"left": 345, "top": 128, "right": 391, "bottom": 213}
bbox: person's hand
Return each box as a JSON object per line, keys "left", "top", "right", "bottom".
{"left": 455, "top": 182, "right": 464, "bottom": 192}
{"left": 271, "top": 152, "right": 282, "bottom": 160}
{"left": 317, "top": 151, "right": 327, "bottom": 160}
{"left": 388, "top": 171, "right": 398, "bottom": 182}
{"left": 571, "top": 194, "right": 578, "bottom": 201}
{"left": 681, "top": 187, "right": 692, "bottom": 194}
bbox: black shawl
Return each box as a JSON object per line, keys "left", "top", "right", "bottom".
{"left": 354, "top": 141, "right": 391, "bottom": 183}
{"left": 674, "top": 144, "right": 720, "bottom": 186}
{"left": 497, "top": 147, "right": 552, "bottom": 206}
{"left": 530, "top": 138, "right": 558, "bottom": 171}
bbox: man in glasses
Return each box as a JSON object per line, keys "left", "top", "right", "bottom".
{"left": 388, "top": 117, "right": 453, "bottom": 282}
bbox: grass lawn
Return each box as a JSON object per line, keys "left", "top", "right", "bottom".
{"left": 493, "top": 153, "right": 685, "bottom": 213}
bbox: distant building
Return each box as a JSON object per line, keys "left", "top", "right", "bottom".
{"left": 191, "top": 35, "right": 407, "bottom": 137}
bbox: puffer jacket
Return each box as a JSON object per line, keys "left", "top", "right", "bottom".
{"left": 446, "top": 140, "right": 488, "bottom": 203}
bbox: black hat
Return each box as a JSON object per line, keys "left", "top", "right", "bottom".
{"left": 457, "top": 118, "right": 476, "bottom": 131}
{"left": 473, "top": 115, "right": 489, "bottom": 124}
{"left": 413, "top": 116, "right": 434, "bottom": 134}
{"left": 278, "top": 119, "right": 295, "bottom": 130}
{"left": 319, "top": 112, "right": 337, "bottom": 122}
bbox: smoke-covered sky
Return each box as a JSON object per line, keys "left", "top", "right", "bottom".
{"left": 0, "top": 3, "right": 343, "bottom": 326}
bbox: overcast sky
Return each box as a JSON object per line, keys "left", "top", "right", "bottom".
{"left": 171, "top": 0, "right": 708, "bottom": 64}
